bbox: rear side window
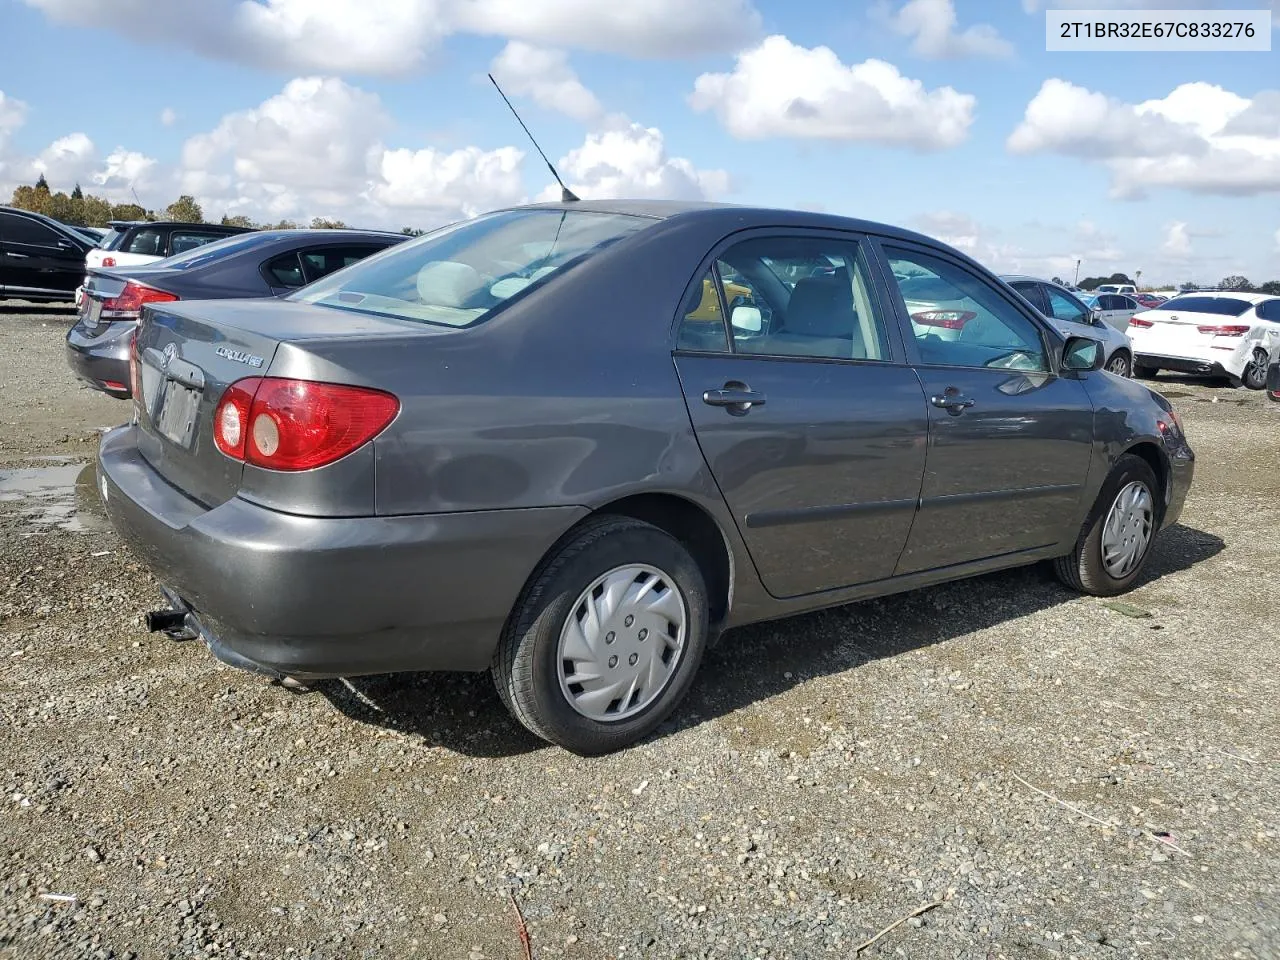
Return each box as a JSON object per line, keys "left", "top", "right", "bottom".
{"left": 123, "top": 228, "right": 164, "bottom": 256}
{"left": 290, "top": 209, "right": 653, "bottom": 328}
{"left": 885, "top": 246, "right": 1048, "bottom": 372}
{"left": 2, "top": 213, "right": 60, "bottom": 246}
{"left": 265, "top": 252, "right": 306, "bottom": 288}
{"left": 1159, "top": 296, "right": 1253, "bottom": 316}
{"left": 300, "top": 245, "right": 386, "bottom": 283}
{"left": 163, "top": 231, "right": 278, "bottom": 269}
{"left": 675, "top": 268, "right": 730, "bottom": 353}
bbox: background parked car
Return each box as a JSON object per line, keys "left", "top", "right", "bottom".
{"left": 1129, "top": 293, "right": 1280, "bottom": 388}
{"left": 1003, "top": 275, "right": 1134, "bottom": 376}
{"left": 0, "top": 205, "right": 96, "bottom": 302}
{"left": 1133, "top": 293, "right": 1166, "bottom": 309}
{"left": 1082, "top": 292, "right": 1141, "bottom": 333}
{"left": 67, "top": 228, "right": 406, "bottom": 397}
{"left": 77, "top": 220, "right": 256, "bottom": 305}
{"left": 1096, "top": 283, "right": 1137, "bottom": 295}
{"left": 1267, "top": 352, "right": 1280, "bottom": 401}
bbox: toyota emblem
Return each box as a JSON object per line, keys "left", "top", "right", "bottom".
{"left": 162, "top": 342, "right": 178, "bottom": 365}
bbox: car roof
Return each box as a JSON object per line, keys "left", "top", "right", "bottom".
{"left": 509, "top": 199, "right": 946, "bottom": 247}
{"left": 106, "top": 220, "right": 254, "bottom": 231}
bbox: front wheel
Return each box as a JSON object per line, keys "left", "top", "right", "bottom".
{"left": 1105, "top": 350, "right": 1132, "bottom": 377}
{"left": 492, "top": 516, "right": 709, "bottom": 754}
{"left": 1241, "top": 348, "right": 1269, "bottom": 390}
{"left": 1054, "top": 455, "right": 1160, "bottom": 596}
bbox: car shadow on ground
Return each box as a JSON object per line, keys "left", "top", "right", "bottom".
{"left": 313, "top": 523, "right": 1224, "bottom": 759}
{"left": 0, "top": 301, "right": 76, "bottom": 316}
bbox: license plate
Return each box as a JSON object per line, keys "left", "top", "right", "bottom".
{"left": 83, "top": 298, "right": 102, "bottom": 328}
{"left": 154, "top": 380, "right": 201, "bottom": 448}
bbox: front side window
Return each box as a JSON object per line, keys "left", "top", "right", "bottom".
{"left": 290, "top": 210, "right": 653, "bottom": 328}
{"left": 885, "top": 247, "right": 1048, "bottom": 372}
{"left": 2, "top": 213, "right": 60, "bottom": 246}
{"left": 701, "top": 236, "right": 891, "bottom": 361}
{"left": 1045, "top": 286, "right": 1089, "bottom": 325}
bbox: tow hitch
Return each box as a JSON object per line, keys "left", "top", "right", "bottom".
{"left": 145, "top": 593, "right": 197, "bottom": 641}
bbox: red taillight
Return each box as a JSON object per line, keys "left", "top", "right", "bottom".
{"left": 212, "top": 378, "right": 399, "bottom": 471}
{"left": 1197, "top": 324, "right": 1250, "bottom": 336}
{"left": 102, "top": 256, "right": 116, "bottom": 267}
{"left": 102, "top": 280, "right": 178, "bottom": 319}
{"left": 912, "top": 310, "right": 976, "bottom": 330}
{"left": 128, "top": 330, "right": 141, "bottom": 402}
{"left": 1129, "top": 317, "right": 1154, "bottom": 328}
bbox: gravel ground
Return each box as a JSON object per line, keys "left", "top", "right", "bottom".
{"left": 1, "top": 301, "right": 1278, "bottom": 960}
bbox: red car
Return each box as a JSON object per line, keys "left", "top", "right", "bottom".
{"left": 1133, "top": 293, "right": 1166, "bottom": 309}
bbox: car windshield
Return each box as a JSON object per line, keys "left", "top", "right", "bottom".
{"left": 290, "top": 209, "right": 654, "bottom": 328}
{"left": 158, "top": 231, "right": 276, "bottom": 269}
{"left": 1157, "top": 296, "right": 1253, "bottom": 317}
{"left": 97, "top": 227, "right": 125, "bottom": 251}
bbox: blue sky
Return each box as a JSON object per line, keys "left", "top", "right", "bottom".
{"left": 0, "top": 0, "right": 1277, "bottom": 285}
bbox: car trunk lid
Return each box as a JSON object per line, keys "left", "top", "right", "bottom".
{"left": 132, "top": 298, "right": 435, "bottom": 508}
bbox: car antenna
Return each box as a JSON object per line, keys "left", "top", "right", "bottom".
{"left": 487, "top": 73, "right": 579, "bottom": 203}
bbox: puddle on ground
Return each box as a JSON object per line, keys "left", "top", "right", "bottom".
{"left": 0, "top": 462, "right": 109, "bottom": 535}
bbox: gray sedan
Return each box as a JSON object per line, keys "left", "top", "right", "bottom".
{"left": 97, "top": 200, "right": 1195, "bottom": 754}
{"left": 66, "top": 229, "right": 406, "bottom": 397}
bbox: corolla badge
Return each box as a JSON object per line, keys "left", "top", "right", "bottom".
{"left": 215, "top": 346, "right": 265, "bottom": 368}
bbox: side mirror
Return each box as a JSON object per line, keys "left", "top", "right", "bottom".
{"left": 730, "top": 304, "right": 762, "bottom": 332}
{"left": 1062, "top": 336, "right": 1104, "bottom": 373}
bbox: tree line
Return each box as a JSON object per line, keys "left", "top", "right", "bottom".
{"left": 8, "top": 175, "right": 424, "bottom": 235}
{"left": 1059, "top": 272, "right": 1280, "bottom": 296}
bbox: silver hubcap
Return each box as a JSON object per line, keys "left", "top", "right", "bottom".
{"left": 1245, "top": 351, "right": 1266, "bottom": 386}
{"left": 557, "top": 564, "right": 687, "bottom": 722}
{"left": 1107, "top": 354, "right": 1129, "bottom": 375}
{"left": 1101, "top": 480, "right": 1154, "bottom": 578}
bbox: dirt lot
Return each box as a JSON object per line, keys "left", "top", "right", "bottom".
{"left": 1, "top": 302, "right": 1277, "bottom": 960}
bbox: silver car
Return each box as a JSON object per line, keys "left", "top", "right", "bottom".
{"left": 1003, "top": 276, "right": 1135, "bottom": 377}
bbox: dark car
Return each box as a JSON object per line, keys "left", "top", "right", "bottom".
{"left": 1267, "top": 353, "right": 1279, "bottom": 401}
{"left": 97, "top": 201, "right": 1195, "bottom": 754}
{"left": 67, "top": 229, "right": 406, "bottom": 397}
{"left": 0, "top": 205, "right": 96, "bottom": 302}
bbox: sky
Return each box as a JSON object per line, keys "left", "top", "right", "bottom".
{"left": 0, "top": 0, "right": 1277, "bottom": 286}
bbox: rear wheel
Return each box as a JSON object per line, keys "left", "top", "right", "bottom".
{"left": 1054, "top": 455, "right": 1159, "bottom": 597}
{"left": 492, "top": 516, "right": 709, "bottom": 754}
{"left": 1241, "top": 348, "right": 1269, "bottom": 390}
{"left": 1104, "top": 350, "right": 1132, "bottom": 377}
{"left": 1133, "top": 362, "right": 1159, "bottom": 380}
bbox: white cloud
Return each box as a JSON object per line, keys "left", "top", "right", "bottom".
{"left": 1008, "top": 79, "right": 1280, "bottom": 197}
{"left": 490, "top": 42, "right": 602, "bottom": 123}
{"left": 1162, "top": 222, "right": 1192, "bottom": 258}
{"left": 689, "top": 35, "right": 975, "bottom": 150}
{"left": 456, "top": 0, "right": 761, "bottom": 57}
{"left": 542, "top": 118, "right": 729, "bottom": 201}
{"left": 373, "top": 145, "right": 525, "bottom": 220}
{"left": 0, "top": 90, "right": 27, "bottom": 140}
{"left": 178, "top": 76, "right": 526, "bottom": 225}
{"left": 885, "top": 0, "right": 1012, "bottom": 59}
{"left": 912, "top": 211, "right": 1130, "bottom": 279}
{"left": 159, "top": 107, "right": 178, "bottom": 127}
{"left": 22, "top": 0, "right": 761, "bottom": 72}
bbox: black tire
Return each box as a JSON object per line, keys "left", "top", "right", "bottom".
{"left": 1104, "top": 350, "right": 1132, "bottom": 377}
{"left": 1054, "top": 454, "right": 1160, "bottom": 597}
{"left": 491, "top": 515, "right": 709, "bottom": 755}
{"left": 1241, "top": 348, "right": 1269, "bottom": 390}
{"left": 1133, "top": 362, "right": 1159, "bottom": 380}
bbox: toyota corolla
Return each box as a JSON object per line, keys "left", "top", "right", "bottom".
{"left": 98, "top": 200, "right": 1195, "bottom": 754}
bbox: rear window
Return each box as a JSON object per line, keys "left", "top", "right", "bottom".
{"left": 97, "top": 228, "right": 126, "bottom": 251}
{"left": 289, "top": 209, "right": 653, "bottom": 328}
{"left": 160, "top": 231, "right": 279, "bottom": 269}
{"left": 1157, "top": 296, "right": 1253, "bottom": 317}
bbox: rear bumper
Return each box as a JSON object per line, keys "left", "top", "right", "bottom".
{"left": 1163, "top": 442, "right": 1194, "bottom": 530}
{"left": 1133, "top": 342, "right": 1250, "bottom": 380}
{"left": 66, "top": 320, "right": 133, "bottom": 398}
{"left": 98, "top": 425, "right": 586, "bottom": 679}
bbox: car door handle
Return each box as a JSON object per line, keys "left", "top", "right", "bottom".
{"left": 930, "top": 392, "right": 976, "bottom": 413}
{"left": 703, "top": 383, "right": 766, "bottom": 412}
